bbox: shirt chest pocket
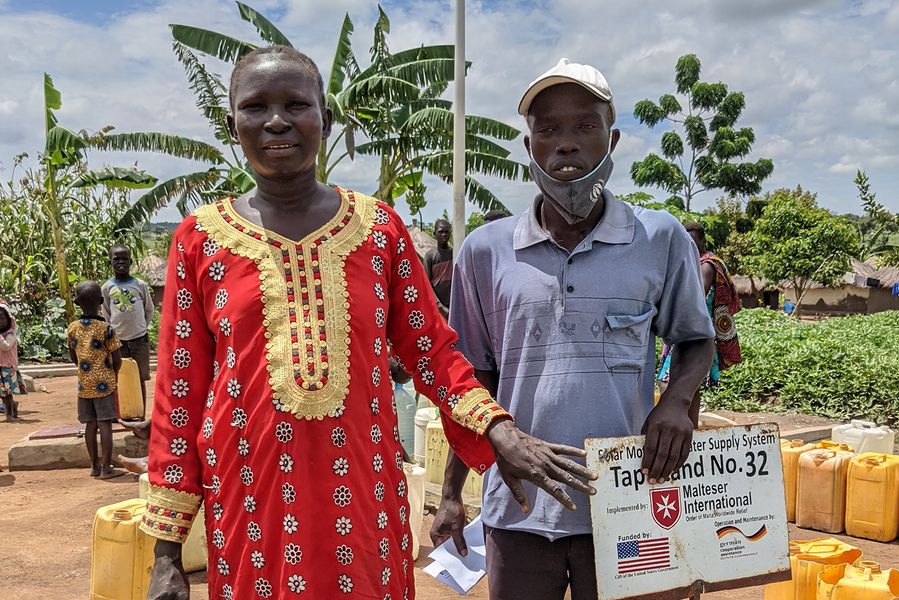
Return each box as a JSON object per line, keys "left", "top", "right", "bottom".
{"left": 603, "top": 311, "right": 653, "bottom": 372}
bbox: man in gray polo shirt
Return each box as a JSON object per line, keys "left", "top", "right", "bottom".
{"left": 431, "top": 59, "right": 715, "bottom": 599}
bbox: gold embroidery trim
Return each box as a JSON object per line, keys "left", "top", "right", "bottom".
{"left": 139, "top": 483, "right": 202, "bottom": 543}
{"left": 452, "top": 388, "right": 510, "bottom": 436}
{"left": 195, "top": 189, "right": 377, "bottom": 420}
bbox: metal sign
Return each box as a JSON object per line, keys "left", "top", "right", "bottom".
{"left": 586, "top": 424, "right": 791, "bottom": 600}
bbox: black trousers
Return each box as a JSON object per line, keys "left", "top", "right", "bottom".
{"left": 485, "top": 525, "right": 598, "bottom": 600}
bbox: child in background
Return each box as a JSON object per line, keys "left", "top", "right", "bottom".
{"left": 0, "top": 300, "right": 25, "bottom": 421}
{"left": 68, "top": 281, "right": 124, "bottom": 479}
{"left": 102, "top": 244, "right": 154, "bottom": 419}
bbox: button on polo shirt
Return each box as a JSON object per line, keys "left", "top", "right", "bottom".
{"left": 450, "top": 190, "right": 714, "bottom": 540}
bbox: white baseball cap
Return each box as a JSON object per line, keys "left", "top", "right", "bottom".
{"left": 518, "top": 58, "right": 615, "bottom": 122}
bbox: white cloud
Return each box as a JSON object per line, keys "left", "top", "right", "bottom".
{"left": 1, "top": 0, "right": 898, "bottom": 224}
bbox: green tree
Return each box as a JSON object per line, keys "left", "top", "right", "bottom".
{"left": 38, "top": 74, "right": 221, "bottom": 320}
{"left": 170, "top": 2, "right": 526, "bottom": 215}
{"left": 852, "top": 170, "right": 898, "bottom": 261}
{"left": 743, "top": 187, "right": 858, "bottom": 317}
{"left": 630, "top": 54, "right": 774, "bottom": 212}
{"left": 0, "top": 156, "right": 147, "bottom": 360}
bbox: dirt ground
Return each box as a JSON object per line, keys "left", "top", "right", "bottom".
{"left": 0, "top": 375, "right": 896, "bottom": 600}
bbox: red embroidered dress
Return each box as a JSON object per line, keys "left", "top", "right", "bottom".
{"left": 140, "top": 190, "right": 509, "bottom": 599}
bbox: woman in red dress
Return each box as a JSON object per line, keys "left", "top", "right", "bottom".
{"left": 143, "top": 46, "right": 594, "bottom": 600}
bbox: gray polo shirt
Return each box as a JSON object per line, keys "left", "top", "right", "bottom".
{"left": 449, "top": 191, "right": 714, "bottom": 540}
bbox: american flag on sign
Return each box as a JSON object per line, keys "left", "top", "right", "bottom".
{"left": 616, "top": 537, "right": 670, "bottom": 574}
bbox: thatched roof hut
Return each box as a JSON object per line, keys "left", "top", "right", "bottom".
{"left": 137, "top": 255, "right": 167, "bottom": 287}
{"left": 408, "top": 226, "right": 436, "bottom": 261}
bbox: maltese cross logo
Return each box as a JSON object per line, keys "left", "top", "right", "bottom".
{"left": 650, "top": 486, "right": 681, "bottom": 530}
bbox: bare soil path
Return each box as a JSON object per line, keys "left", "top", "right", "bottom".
{"left": 0, "top": 375, "right": 895, "bottom": 599}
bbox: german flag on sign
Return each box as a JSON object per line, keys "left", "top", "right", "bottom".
{"left": 715, "top": 525, "right": 768, "bottom": 541}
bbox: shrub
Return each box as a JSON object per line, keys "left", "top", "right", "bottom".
{"left": 704, "top": 309, "right": 899, "bottom": 426}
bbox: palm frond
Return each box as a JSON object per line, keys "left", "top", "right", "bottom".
{"left": 341, "top": 75, "right": 421, "bottom": 108}
{"left": 415, "top": 150, "right": 528, "bottom": 181}
{"left": 421, "top": 80, "right": 449, "bottom": 100}
{"left": 463, "top": 135, "right": 512, "bottom": 158}
{"left": 170, "top": 24, "right": 257, "bottom": 63}
{"left": 388, "top": 58, "right": 455, "bottom": 88}
{"left": 43, "top": 73, "right": 62, "bottom": 133}
{"left": 356, "top": 45, "right": 455, "bottom": 80}
{"left": 236, "top": 2, "right": 292, "bottom": 46}
{"left": 430, "top": 171, "right": 509, "bottom": 213}
{"left": 115, "top": 170, "right": 221, "bottom": 231}
{"left": 71, "top": 167, "right": 158, "bottom": 189}
{"left": 464, "top": 115, "right": 520, "bottom": 141}
{"left": 172, "top": 41, "right": 231, "bottom": 143}
{"left": 45, "top": 125, "right": 87, "bottom": 166}
{"left": 328, "top": 14, "right": 355, "bottom": 96}
{"left": 354, "top": 138, "right": 405, "bottom": 157}
{"left": 91, "top": 132, "right": 225, "bottom": 163}
{"left": 463, "top": 176, "right": 508, "bottom": 212}
{"left": 400, "top": 107, "right": 520, "bottom": 142}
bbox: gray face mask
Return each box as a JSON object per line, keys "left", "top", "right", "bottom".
{"left": 529, "top": 139, "right": 615, "bottom": 225}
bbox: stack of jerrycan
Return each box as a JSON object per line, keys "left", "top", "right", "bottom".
{"left": 832, "top": 421, "right": 895, "bottom": 455}
{"left": 818, "top": 561, "right": 899, "bottom": 599}
{"left": 795, "top": 443, "right": 854, "bottom": 533}
{"left": 762, "top": 538, "right": 862, "bottom": 600}
{"left": 89, "top": 499, "right": 155, "bottom": 600}
{"left": 845, "top": 453, "right": 899, "bottom": 542}
{"left": 782, "top": 439, "right": 818, "bottom": 522}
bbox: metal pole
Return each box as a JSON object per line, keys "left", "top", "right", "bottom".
{"left": 451, "top": 0, "right": 466, "bottom": 251}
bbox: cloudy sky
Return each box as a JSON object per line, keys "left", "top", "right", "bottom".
{"left": 1, "top": 0, "right": 898, "bottom": 224}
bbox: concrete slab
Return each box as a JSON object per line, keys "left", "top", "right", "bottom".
{"left": 20, "top": 358, "right": 157, "bottom": 379}
{"left": 7, "top": 431, "right": 148, "bottom": 471}
{"left": 779, "top": 425, "right": 833, "bottom": 443}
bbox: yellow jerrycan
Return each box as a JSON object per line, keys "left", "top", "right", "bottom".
{"left": 795, "top": 449, "right": 853, "bottom": 533}
{"left": 117, "top": 357, "right": 144, "bottom": 420}
{"left": 782, "top": 439, "right": 818, "bottom": 522}
{"left": 818, "top": 561, "right": 899, "bottom": 600}
{"left": 845, "top": 453, "right": 899, "bottom": 542}
{"left": 763, "top": 537, "right": 862, "bottom": 600}
{"left": 139, "top": 473, "right": 208, "bottom": 572}
{"left": 425, "top": 419, "right": 482, "bottom": 497}
{"left": 90, "top": 498, "right": 155, "bottom": 600}
{"left": 817, "top": 440, "right": 855, "bottom": 453}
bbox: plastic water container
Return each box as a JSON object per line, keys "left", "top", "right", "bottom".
{"left": 816, "top": 440, "right": 856, "bottom": 453}
{"left": 90, "top": 498, "right": 155, "bottom": 600}
{"left": 116, "top": 358, "right": 143, "bottom": 420}
{"left": 404, "top": 462, "right": 426, "bottom": 560}
{"left": 414, "top": 406, "right": 437, "bottom": 466}
{"left": 425, "top": 419, "right": 483, "bottom": 497}
{"left": 395, "top": 382, "right": 417, "bottom": 458}
{"left": 781, "top": 439, "right": 817, "bottom": 522}
{"left": 139, "top": 473, "right": 208, "bottom": 572}
{"left": 762, "top": 537, "right": 862, "bottom": 600}
{"left": 818, "top": 561, "right": 899, "bottom": 600}
{"left": 845, "top": 453, "right": 899, "bottom": 542}
{"left": 795, "top": 448, "right": 853, "bottom": 533}
{"left": 832, "top": 421, "right": 895, "bottom": 455}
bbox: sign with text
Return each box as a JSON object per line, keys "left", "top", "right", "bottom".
{"left": 586, "top": 424, "right": 790, "bottom": 600}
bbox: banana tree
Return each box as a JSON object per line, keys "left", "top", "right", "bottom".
{"left": 41, "top": 74, "right": 229, "bottom": 320}
{"left": 170, "top": 1, "right": 526, "bottom": 214}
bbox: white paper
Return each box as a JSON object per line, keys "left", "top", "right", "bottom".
{"left": 423, "top": 515, "right": 487, "bottom": 595}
